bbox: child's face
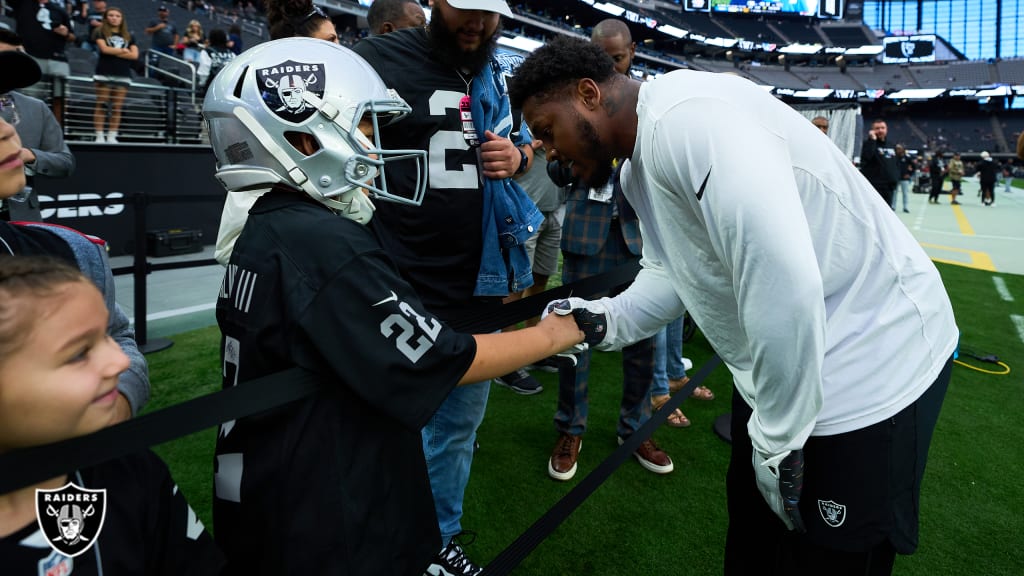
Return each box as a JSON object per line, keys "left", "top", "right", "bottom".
{"left": 0, "top": 280, "right": 129, "bottom": 451}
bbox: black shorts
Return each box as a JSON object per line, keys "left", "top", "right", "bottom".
{"left": 725, "top": 357, "right": 953, "bottom": 572}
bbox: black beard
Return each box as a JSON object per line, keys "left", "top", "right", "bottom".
{"left": 578, "top": 113, "right": 614, "bottom": 188}
{"left": 427, "top": 7, "right": 501, "bottom": 74}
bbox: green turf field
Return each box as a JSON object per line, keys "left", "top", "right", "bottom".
{"left": 144, "top": 262, "right": 1024, "bottom": 575}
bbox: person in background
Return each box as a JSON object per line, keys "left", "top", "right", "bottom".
{"left": 976, "top": 151, "right": 998, "bottom": 207}
{"left": 0, "top": 29, "right": 74, "bottom": 215}
{"left": 927, "top": 153, "right": 945, "bottom": 204}
{"left": 352, "top": 1, "right": 543, "bottom": 571}
{"left": 811, "top": 115, "right": 829, "bottom": 134}
{"left": 144, "top": 5, "right": 178, "bottom": 69}
{"left": 12, "top": 0, "right": 73, "bottom": 125}
{"left": 893, "top": 144, "right": 912, "bottom": 213}
{"left": 546, "top": 18, "right": 674, "bottom": 482}
{"left": 366, "top": 0, "right": 425, "bottom": 36}
{"left": 197, "top": 28, "right": 234, "bottom": 94}
{"left": 501, "top": 147, "right": 567, "bottom": 379}
{"left": 266, "top": 0, "right": 338, "bottom": 42}
{"left": 511, "top": 35, "right": 957, "bottom": 576}
{"left": 92, "top": 6, "right": 137, "bottom": 144}
{"left": 947, "top": 152, "right": 964, "bottom": 205}
{"left": 78, "top": 0, "right": 106, "bottom": 53}
{"left": 227, "top": 23, "right": 242, "bottom": 54}
{"left": 181, "top": 19, "right": 205, "bottom": 67}
{"left": 860, "top": 119, "right": 898, "bottom": 208}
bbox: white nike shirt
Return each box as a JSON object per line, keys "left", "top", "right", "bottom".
{"left": 597, "top": 70, "right": 958, "bottom": 459}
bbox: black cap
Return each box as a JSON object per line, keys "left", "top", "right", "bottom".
{"left": 0, "top": 51, "right": 42, "bottom": 94}
{"left": 158, "top": 4, "right": 168, "bottom": 10}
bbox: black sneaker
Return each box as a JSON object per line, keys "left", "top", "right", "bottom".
{"left": 494, "top": 368, "right": 543, "bottom": 395}
{"left": 527, "top": 356, "right": 560, "bottom": 373}
{"left": 424, "top": 532, "right": 482, "bottom": 576}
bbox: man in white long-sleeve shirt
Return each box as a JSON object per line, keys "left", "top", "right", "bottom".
{"left": 510, "top": 36, "right": 957, "bottom": 576}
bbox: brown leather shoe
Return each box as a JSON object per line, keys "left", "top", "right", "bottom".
{"left": 668, "top": 376, "right": 690, "bottom": 394}
{"left": 619, "top": 436, "right": 674, "bottom": 474}
{"left": 548, "top": 434, "right": 582, "bottom": 481}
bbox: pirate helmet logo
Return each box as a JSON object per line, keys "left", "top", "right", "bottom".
{"left": 35, "top": 482, "right": 107, "bottom": 557}
{"left": 901, "top": 40, "right": 916, "bottom": 59}
{"left": 256, "top": 59, "right": 326, "bottom": 124}
{"left": 817, "top": 499, "right": 847, "bottom": 528}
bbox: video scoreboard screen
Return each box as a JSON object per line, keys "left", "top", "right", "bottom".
{"left": 684, "top": 0, "right": 844, "bottom": 19}
{"left": 881, "top": 35, "right": 936, "bottom": 63}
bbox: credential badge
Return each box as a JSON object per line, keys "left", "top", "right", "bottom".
{"left": 818, "top": 499, "right": 846, "bottom": 528}
{"left": 35, "top": 482, "right": 107, "bottom": 558}
{"left": 256, "top": 59, "right": 326, "bottom": 124}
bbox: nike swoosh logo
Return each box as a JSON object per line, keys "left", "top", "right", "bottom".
{"left": 696, "top": 166, "right": 712, "bottom": 201}
{"left": 372, "top": 291, "right": 398, "bottom": 307}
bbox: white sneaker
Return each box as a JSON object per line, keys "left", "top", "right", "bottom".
{"left": 95, "top": 133, "right": 105, "bottom": 143}
{"left": 107, "top": 132, "right": 119, "bottom": 143}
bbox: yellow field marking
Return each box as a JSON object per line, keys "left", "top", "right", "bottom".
{"left": 921, "top": 242, "right": 997, "bottom": 272}
{"left": 951, "top": 204, "right": 975, "bottom": 235}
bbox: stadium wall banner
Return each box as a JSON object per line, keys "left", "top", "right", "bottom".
{"left": 33, "top": 144, "right": 224, "bottom": 256}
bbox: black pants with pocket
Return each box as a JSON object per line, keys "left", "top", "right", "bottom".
{"left": 724, "top": 357, "right": 953, "bottom": 576}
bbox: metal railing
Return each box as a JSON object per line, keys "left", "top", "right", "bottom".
{"left": 58, "top": 76, "right": 205, "bottom": 145}
{"left": 144, "top": 51, "right": 198, "bottom": 103}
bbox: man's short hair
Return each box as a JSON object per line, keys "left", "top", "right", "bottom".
{"left": 509, "top": 35, "right": 617, "bottom": 110}
{"left": 367, "top": 0, "right": 416, "bottom": 34}
{"left": 591, "top": 18, "right": 631, "bottom": 43}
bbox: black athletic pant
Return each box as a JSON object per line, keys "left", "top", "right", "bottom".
{"left": 724, "top": 357, "right": 953, "bottom": 576}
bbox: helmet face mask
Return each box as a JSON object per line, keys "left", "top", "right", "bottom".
{"left": 203, "top": 38, "right": 427, "bottom": 224}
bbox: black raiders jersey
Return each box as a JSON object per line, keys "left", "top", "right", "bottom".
{"left": 353, "top": 28, "right": 493, "bottom": 318}
{"left": 213, "top": 189, "right": 476, "bottom": 575}
{"left": 0, "top": 451, "right": 224, "bottom": 575}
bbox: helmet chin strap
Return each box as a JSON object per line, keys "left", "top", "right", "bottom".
{"left": 231, "top": 105, "right": 375, "bottom": 224}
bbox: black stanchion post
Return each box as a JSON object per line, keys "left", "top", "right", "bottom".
{"left": 131, "top": 191, "right": 173, "bottom": 354}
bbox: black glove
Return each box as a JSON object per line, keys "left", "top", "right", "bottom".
{"left": 754, "top": 448, "right": 807, "bottom": 533}
{"left": 545, "top": 297, "right": 609, "bottom": 348}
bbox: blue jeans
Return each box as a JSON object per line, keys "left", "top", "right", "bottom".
{"left": 652, "top": 316, "right": 687, "bottom": 397}
{"left": 421, "top": 379, "right": 490, "bottom": 546}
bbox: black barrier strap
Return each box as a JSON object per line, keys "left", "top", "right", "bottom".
{"left": 482, "top": 354, "right": 723, "bottom": 576}
{"left": 0, "top": 367, "right": 319, "bottom": 494}
{"left": 447, "top": 261, "right": 641, "bottom": 333}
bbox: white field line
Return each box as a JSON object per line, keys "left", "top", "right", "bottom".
{"left": 1012, "top": 315, "right": 1024, "bottom": 346}
{"left": 992, "top": 277, "right": 1014, "bottom": 302}
{"left": 127, "top": 302, "right": 218, "bottom": 325}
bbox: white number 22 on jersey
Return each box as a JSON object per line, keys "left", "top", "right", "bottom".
{"left": 380, "top": 301, "right": 442, "bottom": 363}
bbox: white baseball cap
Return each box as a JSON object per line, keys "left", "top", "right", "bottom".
{"left": 446, "top": 0, "right": 512, "bottom": 18}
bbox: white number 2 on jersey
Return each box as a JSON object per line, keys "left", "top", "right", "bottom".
{"left": 428, "top": 90, "right": 479, "bottom": 190}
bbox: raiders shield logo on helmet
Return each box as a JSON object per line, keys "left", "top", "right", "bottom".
{"left": 35, "top": 482, "right": 107, "bottom": 558}
{"left": 256, "top": 59, "right": 326, "bottom": 124}
{"left": 817, "top": 499, "right": 846, "bottom": 528}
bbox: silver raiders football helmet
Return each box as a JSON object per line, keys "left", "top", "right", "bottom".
{"left": 203, "top": 37, "right": 426, "bottom": 224}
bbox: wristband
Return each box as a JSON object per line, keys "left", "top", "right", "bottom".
{"left": 515, "top": 146, "right": 528, "bottom": 175}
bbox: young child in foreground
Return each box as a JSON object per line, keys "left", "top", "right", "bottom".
{"left": 0, "top": 255, "right": 224, "bottom": 574}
